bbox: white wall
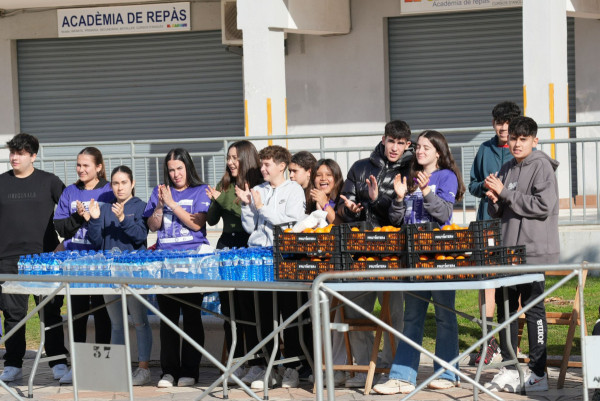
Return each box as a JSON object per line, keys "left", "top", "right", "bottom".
{"left": 575, "top": 18, "right": 600, "bottom": 196}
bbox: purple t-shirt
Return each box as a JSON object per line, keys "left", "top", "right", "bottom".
{"left": 54, "top": 182, "right": 115, "bottom": 250}
{"left": 403, "top": 169, "right": 457, "bottom": 226}
{"left": 143, "top": 185, "right": 211, "bottom": 250}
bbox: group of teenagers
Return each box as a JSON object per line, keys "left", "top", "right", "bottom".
{"left": 0, "top": 99, "right": 560, "bottom": 394}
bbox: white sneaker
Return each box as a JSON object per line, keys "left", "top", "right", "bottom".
{"left": 132, "top": 367, "right": 151, "bottom": 386}
{"left": 226, "top": 365, "right": 248, "bottom": 386}
{"left": 372, "top": 379, "right": 415, "bottom": 395}
{"left": 58, "top": 369, "right": 73, "bottom": 384}
{"left": 428, "top": 378, "right": 458, "bottom": 389}
{"left": 281, "top": 367, "right": 299, "bottom": 388}
{"left": 0, "top": 366, "right": 23, "bottom": 382}
{"left": 484, "top": 367, "right": 518, "bottom": 392}
{"left": 345, "top": 372, "right": 367, "bottom": 388}
{"left": 177, "top": 376, "right": 196, "bottom": 387}
{"left": 52, "top": 364, "right": 68, "bottom": 380}
{"left": 334, "top": 371, "right": 346, "bottom": 386}
{"left": 157, "top": 374, "right": 174, "bottom": 388}
{"left": 241, "top": 366, "right": 265, "bottom": 385}
{"left": 250, "top": 371, "right": 282, "bottom": 390}
{"left": 504, "top": 369, "right": 548, "bottom": 393}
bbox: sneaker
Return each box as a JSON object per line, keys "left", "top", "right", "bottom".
{"left": 428, "top": 378, "right": 458, "bottom": 389}
{"left": 372, "top": 379, "right": 415, "bottom": 395}
{"left": 241, "top": 366, "right": 265, "bottom": 385}
{"left": 177, "top": 377, "right": 196, "bottom": 387}
{"left": 377, "top": 373, "right": 389, "bottom": 384}
{"left": 504, "top": 370, "right": 548, "bottom": 393}
{"left": 52, "top": 364, "right": 68, "bottom": 380}
{"left": 157, "top": 374, "right": 174, "bottom": 388}
{"left": 0, "top": 366, "right": 23, "bottom": 382}
{"left": 58, "top": 369, "right": 73, "bottom": 384}
{"left": 250, "top": 371, "right": 282, "bottom": 390}
{"left": 132, "top": 367, "right": 151, "bottom": 386}
{"left": 474, "top": 337, "right": 502, "bottom": 365}
{"left": 297, "top": 365, "right": 312, "bottom": 381}
{"left": 226, "top": 365, "right": 248, "bottom": 386}
{"left": 334, "top": 371, "right": 346, "bottom": 386}
{"left": 345, "top": 372, "right": 367, "bottom": 388}
{"left": 281, "top": 367, "right": 299, "bottom": 388}
{"left": 484, "top": 367, "right": 518, "bottom": 392}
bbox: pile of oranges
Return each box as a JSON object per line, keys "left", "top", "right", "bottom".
{"left": 277, "top": 224, "right": 337, "bottom": 254}
{"left": 410, "top": 223, "right": 473, "bottom": 252}
{"left": 277, "top": 259, "right": 335, "bottom": 281}
{"left": 344, "top": 226, "right": 402, "bottom": 253}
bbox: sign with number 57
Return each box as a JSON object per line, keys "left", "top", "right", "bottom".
{"left": 74, "top": 343, "right": 129, "bottom": 392}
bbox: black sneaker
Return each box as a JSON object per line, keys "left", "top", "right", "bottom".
{"left": 474, "top": 337, "right": 501, "bottom": 365}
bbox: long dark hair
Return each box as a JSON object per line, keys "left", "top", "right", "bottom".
{"left": 76, "top": 147, "right": 106, "bottom": 186}
{"left": 291, "top": 151, "right": 317, "bottom": 205}
{"left": 220, "top": 140, "right": 263, "bottom": 191}
{"left": 306, "top": 159, "right": 344, "bottom": 214}
{"left": 163, "top": 148, "right": 204, "bottom": 188}
{"left": 111, "top": 165, "right": 135, "bottom": 196}
{"left": 408, "top": 130, "right": 465, "bottom": 201}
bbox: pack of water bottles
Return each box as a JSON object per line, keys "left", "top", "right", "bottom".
{"left": 15, "top": 247, "right": 275, "bottom": 289}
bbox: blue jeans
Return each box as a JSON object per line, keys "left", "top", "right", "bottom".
{"left": 389, "top": 290, "right": 459, "bottom": 385}
{"left": 104, "top": 294, "right": 153, "bottom": 362}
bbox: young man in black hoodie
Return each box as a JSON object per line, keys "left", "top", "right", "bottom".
{"left": 336, "top": 120, "right": 414, "bottom": 387}
{"left": 484, "top": 116, "right": 559, "bottom": 393}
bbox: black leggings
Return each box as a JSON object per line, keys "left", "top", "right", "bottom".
{"left": 496, "top": 281, "right": 547, "bottom": 377}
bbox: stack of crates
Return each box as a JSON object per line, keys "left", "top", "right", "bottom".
{"left": 273, "top": 222, "right": 346, "bottom": 281}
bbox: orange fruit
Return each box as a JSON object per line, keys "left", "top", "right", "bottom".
{"left": 456, "top": 255, "right": 465, "bottom": 260}
{"left": 441, "top": 225, "right": 453, "bottom": 231}
{"left": 390, "top": 256, "right": 398, "bottom": 261}
{"left": 358, "top": 256, "right": 367, "bottom": 261}
{"left": 419, "top": 255, "right": 428, "bottom": 261}
{"left": 302, "top": 228, "right": 314, "bottom": 233}
{"left": 372, "top": 227, "right": 382, "bottom": 232}
{"left": 433, "top": 228, "right": 440, "bottom": 231}
{"left": 366, "top": 257, "right": 377, "bottom": 261}
{"left": 284, "top": 228, "right": 293, "bottom": 233}
{"left": 351, "top": 227, "right": 360, "bottom": 232}
{"left": 435, "top": 254, "right": 446, "bottom": 260}
{"left": 314, "top": 227, "right": 325, "bottom": 233}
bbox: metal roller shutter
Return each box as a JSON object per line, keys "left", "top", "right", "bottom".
{"left": 17, "top": 30, "right": 244, "bottom": 143}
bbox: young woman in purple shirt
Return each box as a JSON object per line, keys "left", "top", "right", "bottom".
{"left": 143, "top": 148, "right": 211, "bottom": 388}
{"left": 53, "top": 147, "right": 114, "bottom": 384}
{"left": 375, "top": 130, "right": 466, "bottom": 395}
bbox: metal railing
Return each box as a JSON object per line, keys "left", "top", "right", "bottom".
{"left": 2, "top": 121, "right": 599, "bottom": 225}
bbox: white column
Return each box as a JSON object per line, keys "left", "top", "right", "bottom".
{"left": 522, "top": 0, "right": 569, "bottom": 199}
{"left": 0, "top": 39, "right": 19, "bottom": 140}
{"left": 237, "top": 0, "right": 287, "bottom": 143}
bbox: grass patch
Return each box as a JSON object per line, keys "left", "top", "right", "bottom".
{"left": 373, "top": 275, "right": 599, "bottom": 356}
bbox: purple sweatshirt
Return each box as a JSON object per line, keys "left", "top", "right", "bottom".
{"left": 54, "top": 181, "right": 115, "bottom": 250}
{"left": 143, "top": 185, "right": 211, "bottom": 250}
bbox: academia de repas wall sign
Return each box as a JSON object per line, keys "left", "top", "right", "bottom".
{"left": 58, "top": 2, "right": 190, "bottom": 37}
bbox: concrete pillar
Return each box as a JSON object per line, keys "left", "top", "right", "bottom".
{"left": 237, "top": 0, "right": 287, "bottom": 143}
{"left": 522, "top": 0, "right": 570, "bottom": 200}
{"left": 0, "top": 39, "right": 19, "bottom": 144}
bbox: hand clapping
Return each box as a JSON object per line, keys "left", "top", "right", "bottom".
{"left": 88, "top": 199, "right": 100, "bottom": 219}
{"left": 340, "top": 194, "right": 364, "bottom": 215}
{"left": 112, "top": 202, "right": 125, "bottom": 222}
{"left": 206, "top": 185, "right": 221, "bottom": 200}
{"left": 235, "top": 183, "right": 252, "bottom": 205}
{"left": 76, "top": 200, "right": 91, "bottom": 222}
{"left": 393, "top": 175, "right": 408, "bottom": 201}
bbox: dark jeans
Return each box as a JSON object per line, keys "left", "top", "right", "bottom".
{"left": 496, "top": 280, "right": 547, "bottom": 377}
{"left": 158, "top": 293, "right": 204, "bottom": 380}
{"left": 279, "top": 291, "right": 313, "bottom": 370}
{"left": 0, "top": 257, "right": 68, "bottom": 368}
{"left": 217, "top": 232, "right": 250, "bottom": 360}
{"left": 71, "top": 295, "right": 111, "bottom": 344}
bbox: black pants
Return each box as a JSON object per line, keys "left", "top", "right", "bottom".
{"left": 0, "top": 257, "right": 68, "bottom": 368}
{"left": 496, "top": 281, "right": 547, "bottom": 377}
{"left": 216, "top": 232, "right": 250, "bottom": 360}
{"left": 279, "top": 291, "right": 313, "bottom": 370}
{"left": 243, "top": 291, "right": 278, "bottom": 367}
{"left": 158, "top": 293, "right": 204, "bottom": 380}
{"left": 71, "top": 295, "right": 111, "bottom": 344}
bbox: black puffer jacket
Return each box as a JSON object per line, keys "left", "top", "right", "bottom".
{"left": 337, "top": 143, "right": 414, "bottom": 227}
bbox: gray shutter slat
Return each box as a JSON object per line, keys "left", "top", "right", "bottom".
{"left": 17, "top": 31, "right": 244, "bottom": 142}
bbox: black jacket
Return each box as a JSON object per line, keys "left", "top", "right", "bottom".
{"left": 337, "top": 142, "right": 414, "bottom": 227}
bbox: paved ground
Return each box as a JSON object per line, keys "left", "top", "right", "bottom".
{"left": 0, "top": 350, "right": 594, "bottom": 400}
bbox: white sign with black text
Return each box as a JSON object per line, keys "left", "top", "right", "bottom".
{"left": 58, "top": 2, "right": 190, "bottom": 37}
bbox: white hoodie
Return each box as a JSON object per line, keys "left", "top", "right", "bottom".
{"left": 241, "top": 180, "right": 306, "bottom": 247}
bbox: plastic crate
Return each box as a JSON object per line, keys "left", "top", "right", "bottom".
{"left": 274, "top": 252, "right": 345, "bottom": 282}
{"left": 344, "top": 256, "right": 405, "bottom": 281}
{"left": 274, "top": 222, "right": 340, "bottom": 255}
{"left": 399, "top": 219, "right": 502, "bottom": 253}
{"left": 340, "top": 222, "right": 403, "bottom": 253}
{"left": 405, "top": 252, "right": 479, "bottom": 281}
{"left": 478, "top": 245, "right": 527, "bottom": 266}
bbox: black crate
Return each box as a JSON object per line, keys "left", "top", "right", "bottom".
{"left": 274, "top": 222, "right": 340, "bottom": 255}
{"left": 469, "top": 219, "right": 503, "bottom": 249}
{"left": 478, "top": 245, "right": 527, "bottom": 266}
{"left": 405, "top": 252, "right": 479, "bottom": 281}
{"left": 274, "top": 252, "right": 346, "bottom": 282}
{"left": 344, "top": 256, "right": 406, "bottom": 281}
{"left": 340, "top": 222, "right": 403, "bottom": 253}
